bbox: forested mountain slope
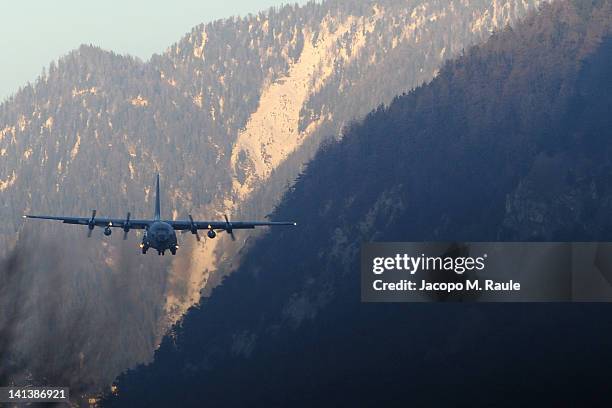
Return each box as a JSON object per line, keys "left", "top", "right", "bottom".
{"left": 0, "top": 0, "right": 550, "bottom": 399}
{"left": 106, "top": 1, "right": 612, "bottom": 406}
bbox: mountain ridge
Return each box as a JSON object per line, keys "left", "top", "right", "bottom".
{"left": 105, "top": 1, "right": 612, "bottom": 405}
{"left": 0, "top": 0, "right": 553, "bottom": 399}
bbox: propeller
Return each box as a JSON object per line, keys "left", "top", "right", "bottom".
{"left": 224, "top": 214, "right": 235, "bottom": 241}
{"left": 87, "top": 209, "right": 96, "bottom": 238}
{"left": 188, "top": 214, "right": 201, "bottom": 242}
{"left": 123, "top": 212, "right": 131, "bottom": 240}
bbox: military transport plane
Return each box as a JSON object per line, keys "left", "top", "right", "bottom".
{"left": 23, "top": 175, "right": 296, "bottom": 255}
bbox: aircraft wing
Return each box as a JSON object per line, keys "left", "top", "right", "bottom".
{"left": 23, "top": 214, "right": 151, "bottom": 229}
{"left": 168, "top": 219, "right": 297, "bottom": 231}
{"left": 23, "top": 214, "right": 296, "bottom": 231}
{"left": 168, "top": 217, "right": 295, "bottom": 241}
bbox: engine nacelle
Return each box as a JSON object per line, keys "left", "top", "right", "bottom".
{"left": 207, "top": 229, "right": 217, "bottom": 239}
{"left": 104, "top": 227, "right": 112, "bottom": 236}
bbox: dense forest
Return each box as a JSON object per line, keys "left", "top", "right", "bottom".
{"left": 0, "top": 0, "right": 547, "bottom": 399}
{"left": 105, "top": 1, "right": 612, "bottom": 406}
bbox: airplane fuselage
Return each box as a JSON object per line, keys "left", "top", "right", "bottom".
{"left": 143, "top": 221, "right": 178, "bottom": 255}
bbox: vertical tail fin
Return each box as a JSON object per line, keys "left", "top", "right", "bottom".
{"left": 154, "top": 174, "right": 161, "bottom": 220}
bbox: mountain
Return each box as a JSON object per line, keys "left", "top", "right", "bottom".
{"left": 0, "top": 0, "right": 551, "bottom": 399}
{"left": 104, "top": 1, "right": 612, "bottom": 406}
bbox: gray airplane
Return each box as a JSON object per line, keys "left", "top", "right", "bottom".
{"left": 23, "top": 175, "right": 296, "bottom": 255}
